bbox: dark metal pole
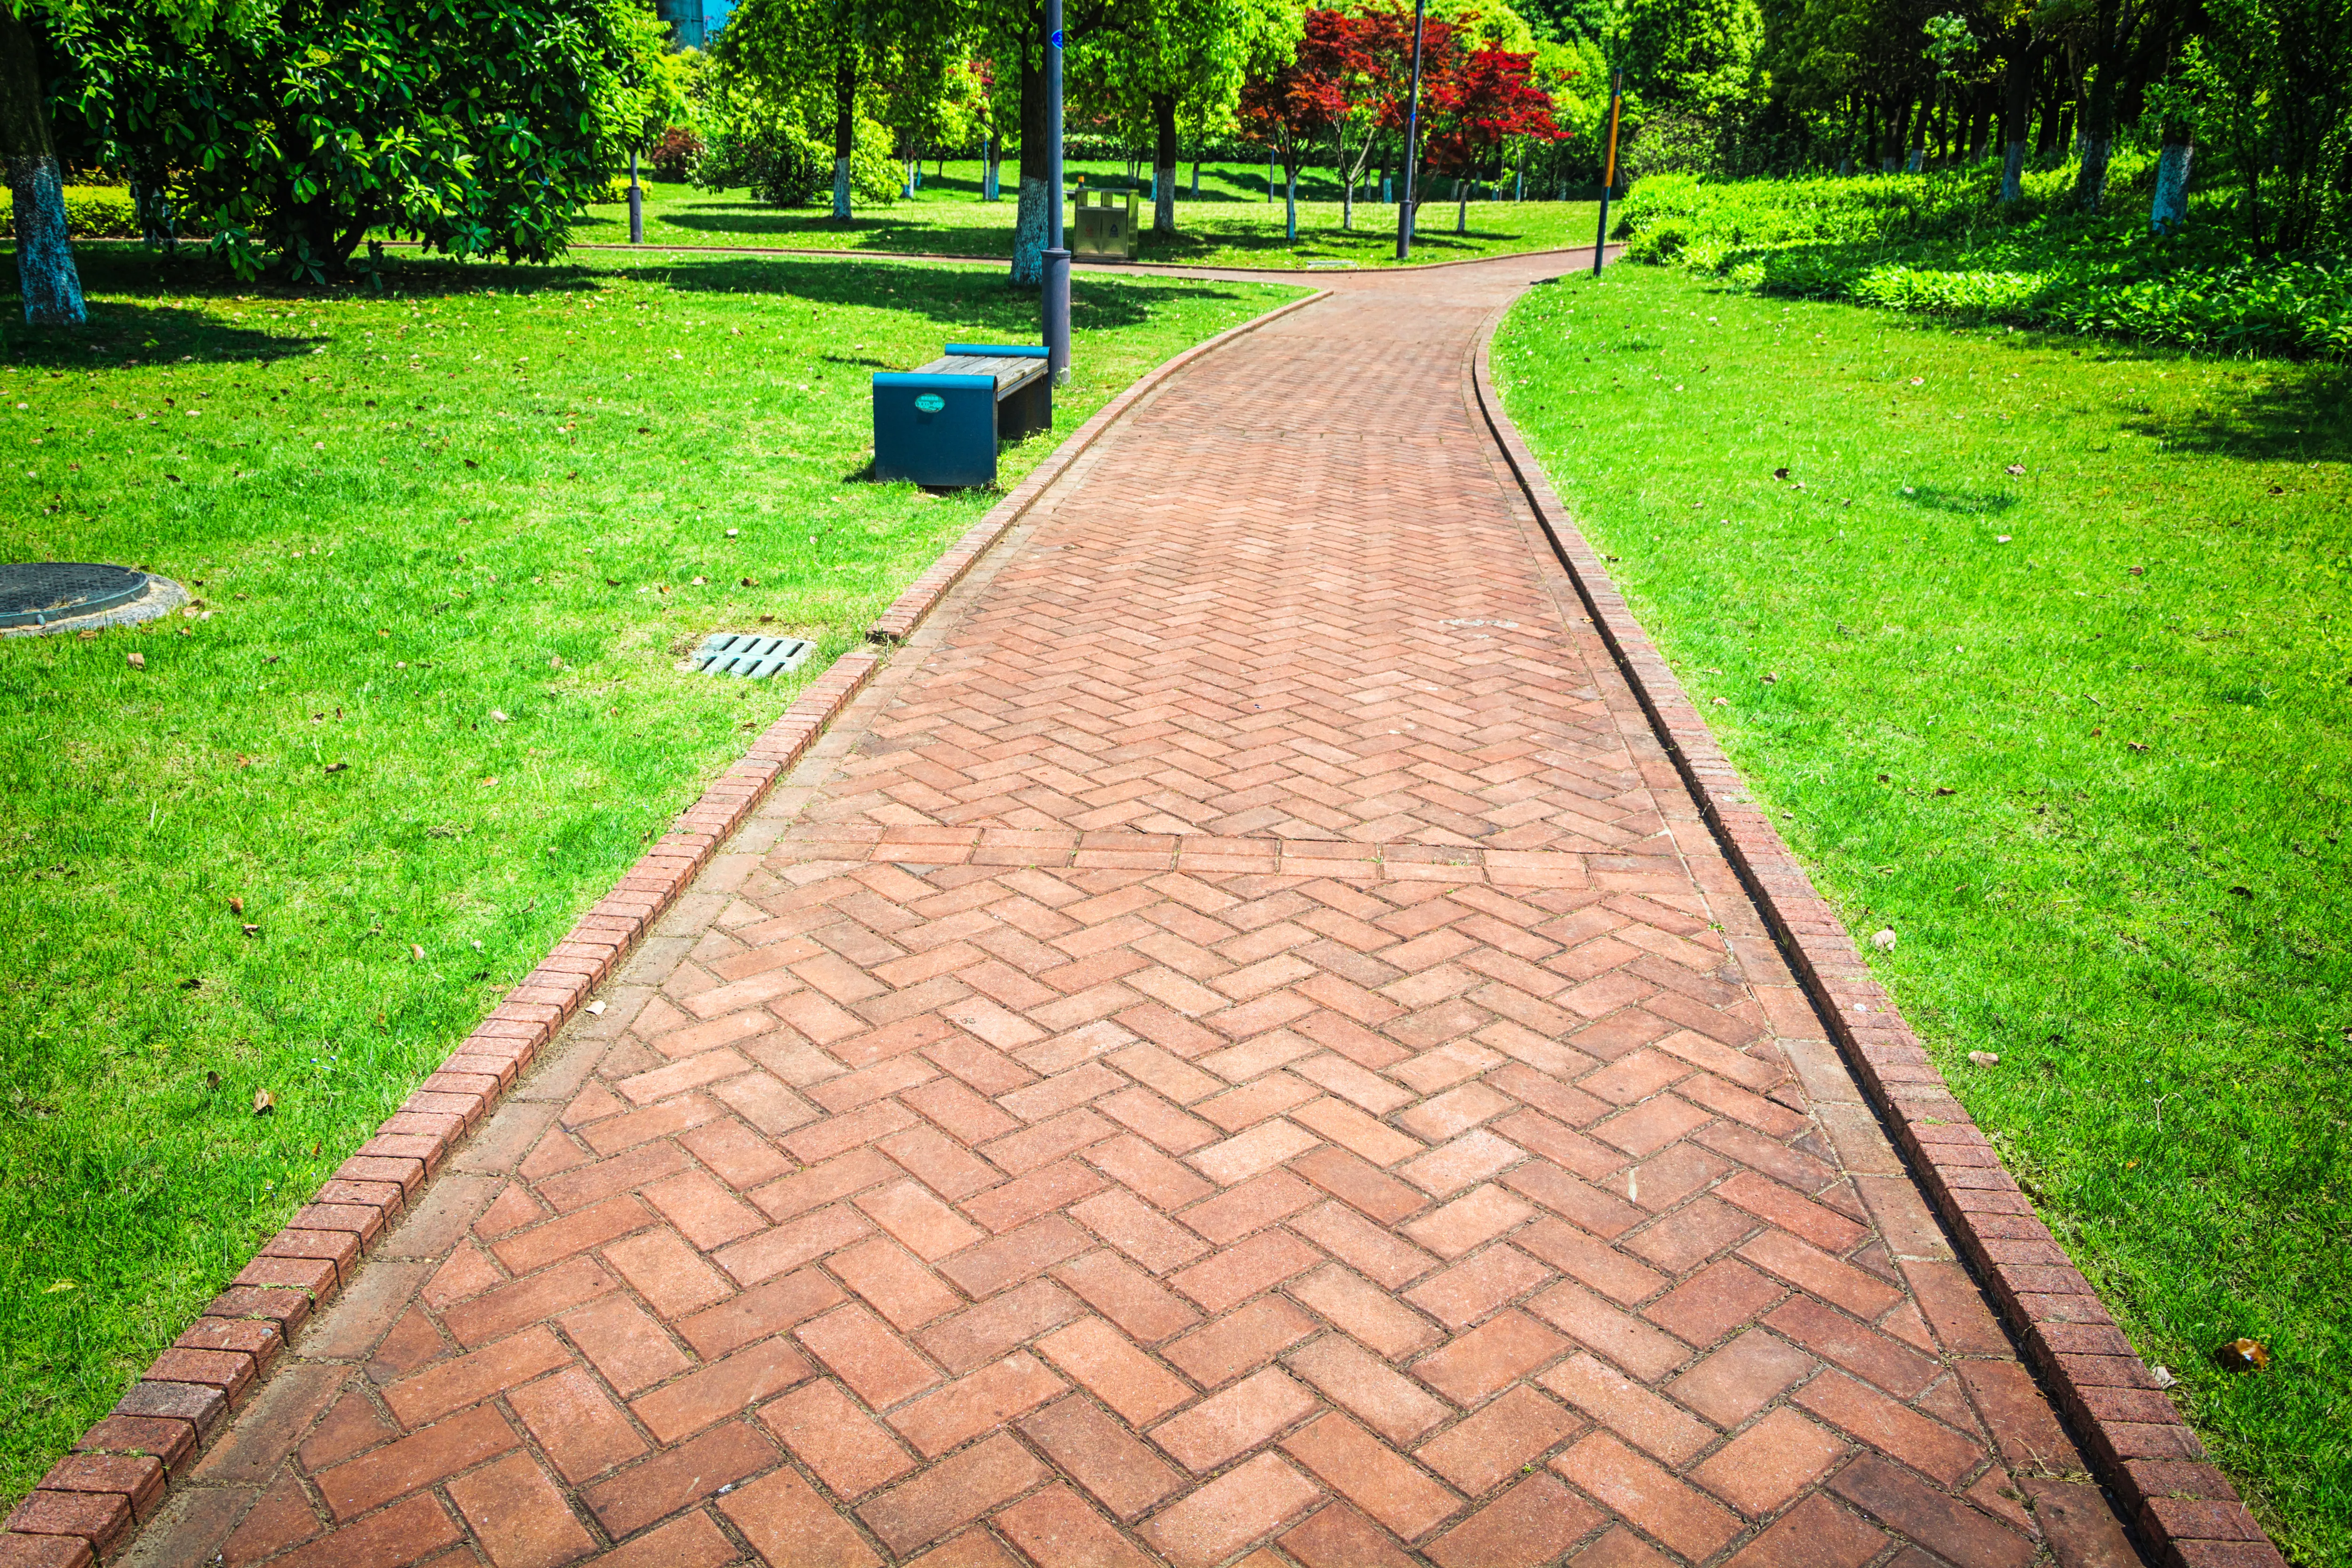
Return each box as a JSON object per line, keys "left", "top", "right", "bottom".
{"left": 1042, "top": 0, "right": 1072, "bottom": 382}
{"left": 628, "top": 147, "right": 644, "bottom": 245}
{"left": 1591, "top": 70, "right": 1622, "bottom": 277}
{"left": 1394, "top": 0, "right": 1429, "bottom": 260}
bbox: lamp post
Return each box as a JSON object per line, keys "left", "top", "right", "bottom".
{"left": 628, "top": 146, "right": 644, "bottom": 245}
{"left": 1590, "top": 69, "right": 1622, "bottom": 277}
{"left": 1393, "top": 0, "right": 1428, "bottom": 260}
{"left": 1042, "top": 0, "right": 1072, "bottom": 384}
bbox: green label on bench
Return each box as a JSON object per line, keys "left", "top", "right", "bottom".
{"left": 915, "top": 393, "right": 945, "bottom": 412}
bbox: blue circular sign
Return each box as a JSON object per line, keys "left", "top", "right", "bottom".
{"left": 915, "top": 392, "right": 946, "bottom": 413}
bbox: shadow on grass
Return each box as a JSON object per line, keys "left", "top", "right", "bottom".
{"left": 2123, "top": 364, "right": 2352, "bottom": 464}
{"left": 5, "top": 247, "right": 1261, "bottom": 366}
{"left": 657, "top": 209, "right": 1015, "bottom": 255}
{"left": 1899, "top": 485, "right": 2020, "bottom": 515}
{"left": 638, "top": 254, "right": 1260, "bottom": 335}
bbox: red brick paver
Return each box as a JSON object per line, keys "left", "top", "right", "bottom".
{"left": 48, "top": 255, "right": 2162, "bottom": 1568}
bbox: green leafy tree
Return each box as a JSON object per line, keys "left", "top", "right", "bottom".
{"left": 1077, "top": 0, "right": 1296, "bottom": 233}
{"left": 1621, "top": 0, "right": 1764, "bottom": 117}
{"left": 719, "top": 0, "right": 954, "bottom": 221}
{"left": 5, "top": 0, "right": 267, "bottom": 323}
{"left": 2188, "top": 0, "right": 2352, "bottom": 250}
{"left": 42, "top": 0, "right": 671, "bottom": 283}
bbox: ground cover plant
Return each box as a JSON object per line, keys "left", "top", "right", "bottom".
{"left": 1613, "top": 161, "right": 2352, "bottom": 359}
{"left": 580, "top": 160, "right": 1600, "bottom": 270}
{"left": 1495, "top": 263, "right": 2351, "bottom": 1556}
{"left": 0, "top": 244, "right": 1299, "bottom": 1504}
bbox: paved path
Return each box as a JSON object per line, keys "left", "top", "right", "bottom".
{"left": 132, "top": 253, "right": 2132, "bottom": 1568}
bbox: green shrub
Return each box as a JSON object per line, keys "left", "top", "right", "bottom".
{"left": 0, "top": 186, "right": 140, "bottom": 239}
{"left": 1613, "top": 163, "right": 2352, "bottom": 358}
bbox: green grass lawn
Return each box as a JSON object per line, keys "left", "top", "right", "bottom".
{"left": 1496, "top": 264, "right": 2351, "bottom": 1557}
{"left": 0, "top": 243, "right": 1299, "bottom": 1506}
{"left": 577, "top": 159, "right": 1602, "bottom": 271}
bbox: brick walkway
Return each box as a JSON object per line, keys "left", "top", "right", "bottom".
{"left": 119, "top": 255, "right": 2139, "bottom": 1568}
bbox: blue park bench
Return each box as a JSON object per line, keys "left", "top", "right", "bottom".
{"left": 873, "top": 343, "right": 1053, "bottom": 489}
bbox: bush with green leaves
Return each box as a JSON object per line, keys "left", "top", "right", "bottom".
{"left": 694, "top": 103, "right": 898, "bottom": 207}
{"left": 1615, "top": 164, "right": 2352, "bottom": 358}
{"left": 44, "top": 0, "right": 673, "bottom": 280}
{"left": 0, "top": 186, "right": 139, "bottom": 239}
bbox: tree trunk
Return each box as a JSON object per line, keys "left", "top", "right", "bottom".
{"left": 1456, "top": 178, "right": 1466, "bottom": 232}
{"left": 2150, "top": 125, "right": 2193, "bottom": 231}
{"left": 1191, "top": 158, "right": 1200, "bottom": 196}
{"left": 0, "top": 9, "right": 86, "bottom": 327}
{"left": 831, "top": 48, "right": 857, "bottom": 223}
{"left": 1151, "top": 92, "right": 1176, "bottom": 235}
{"left": 2073, "top": 0, "right": 2118, "bottom": 211}
{"left": 1012, "top": 31, "right": 1049, "bottom": 286}
{"left": 1283, "top": 163, "right": 1297, "bottom": 240}
{"left": 985, "top": 135, "right": 1001, "bottom": 200}
{"left": 1998, "top": 36, "right": 2034, "bottom": 202}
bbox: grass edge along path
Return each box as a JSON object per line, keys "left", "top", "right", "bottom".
{"left": 1493, "top": 264, "right": 2350, "bottom": 1560}
{"left": 0, "top": 246, "right": 1305, "bottom": 1509}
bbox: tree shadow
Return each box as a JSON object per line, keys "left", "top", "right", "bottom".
{"left": 2122, "top": 363, "right": 2352, "bottom": 464}
{"left": 636, "top": 254, "right": 1255, "bottom": 334}
{"left": 1898, "top": 484, "right": 2019, "bottom": 515}
{"left": 1, "top": 245, "right": 1256, "bottom": 366}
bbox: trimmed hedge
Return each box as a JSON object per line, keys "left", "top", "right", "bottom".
{"left": 1616, "top": 164, "right": 2352, "bottom": 359}
{"left": 0, "top": 186, "right": 139, "bottom": 239}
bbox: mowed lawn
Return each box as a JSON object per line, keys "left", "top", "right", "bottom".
{"left": 0, "top": 244, "right": 1299, "bottom": 1504}
{"left": 576, "top": 160, "right": 1602, "bottom": 271}
{"left": 1495, "top": 265, "right": 2351, "bottom": 1556}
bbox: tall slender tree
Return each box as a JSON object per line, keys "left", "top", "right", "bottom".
{"left": 723, "top": 0, "right": 956, "bottom": 222}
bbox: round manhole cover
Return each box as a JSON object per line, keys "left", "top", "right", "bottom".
{"left": 0, "top": 562, "right": 155, "bottom": 629}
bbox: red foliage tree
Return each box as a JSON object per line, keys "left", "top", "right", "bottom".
{"left": 1237, "top": 9, "right": 1355, "bottom": 238}
{"left": 1418, "top": 41, "right": 1562, "bottom": 186}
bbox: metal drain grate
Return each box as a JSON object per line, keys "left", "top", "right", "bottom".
{"left": 0, "top": 562, "right": 150, "bottom": 628}
{"left": 692, "top": 632, "right": 815, "bottom": 678}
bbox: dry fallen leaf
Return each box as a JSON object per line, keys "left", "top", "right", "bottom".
{"left": 587, "top": 999, "right": 607, "bottom": 1017}
{"left": 1966, "top": 1050, "right": 2000, "bottom": 1067}
{"left": 325, "top": 761, "right": 350, "bottom": 774}
{"left": 2218, "top": 1337, "right": 2269, "bottom": 1372}
{"left": 1871, "top": 928, "right": 1897, "bottom": 952}
{"left": 412, "top": 944, "right": 426, "bottom": 962}
{"left": 242, "top": 923, "right": 260, "bottom": 937}
{"left": 229, "top": 897, "right": 245, "bottom": 916}
{"left": 127, "top": 651, "right": 146, "bottom": 669}
{"left": 2005, "top": 463, "right": 2026, "bottom": 476}
{"left": 253, "top": 1087, "right": 276, "bottom": 1115}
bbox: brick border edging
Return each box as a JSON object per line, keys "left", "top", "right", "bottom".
{"left": 864, "top": 286, "right": 1330, "bottom": 643}
{"left": 0, "top": 283, "right": 1336, "bottom": 1568}
{"left": 1464, "top": 315, "right": 2286, "bottom": 1568}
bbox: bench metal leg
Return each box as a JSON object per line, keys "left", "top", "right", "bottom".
{"left": 998, "top": 377, "right": 1053, "bottom": 443}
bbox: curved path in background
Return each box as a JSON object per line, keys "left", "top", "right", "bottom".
{"left": 97, "top": 252, "right": 2150, "bottom": 1568}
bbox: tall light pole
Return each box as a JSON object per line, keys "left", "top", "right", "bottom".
{"left": 1041, "top": 0, "right": 1072, "bottom": 384}
{"left": 628, "top": 146, "right": 644, "bottom": 245}
{"left": 1393, "top": 0, "right": 1428, "bottom": 260}
{"left": 1591, "top": 69, "right": 1622, "bottom": 277}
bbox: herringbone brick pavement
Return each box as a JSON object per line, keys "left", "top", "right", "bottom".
{"left": 120, "top": 257, "right": 2136, "bottom": 1568}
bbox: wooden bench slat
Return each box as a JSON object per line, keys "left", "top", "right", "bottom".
{"left": 911, "top": 355, "right": 1049, "bottom": 398}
